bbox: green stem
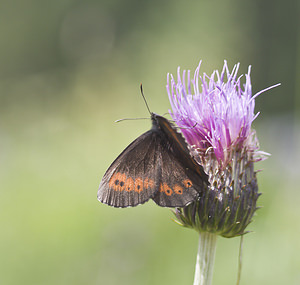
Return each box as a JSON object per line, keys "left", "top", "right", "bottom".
{"left": 193, "top": 232, "right": 217, "bottom": 285}
{"left": 236, "top": 235, "right": 244, "bottom": 285}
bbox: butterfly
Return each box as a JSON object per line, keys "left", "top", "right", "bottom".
{"left": 97, "top": 87, "right": 208, "bottom": 208}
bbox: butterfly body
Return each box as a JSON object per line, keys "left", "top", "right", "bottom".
{"left": 98, "top": 113, "right": 208, "bottom": 208}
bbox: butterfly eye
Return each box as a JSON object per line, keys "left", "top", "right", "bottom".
{"left": 160, "top": 183, "right": 173, "bottom": 196}
{"left": 109, "top": 172, "right": 127, "bottom": 191}
{"left": 174, "top": 184, "right": 183, "bottom": 195}
{"left": 134, "top": 178, "right": 143, "bottom": 193}
{"left": 125, "top": 177, "right": 134, "bottom": 192}
{"left": 119, "top": 180, "right": 126, "bottom": 191}
{"left": 183, "top": 179, "right": 193, "bottom": 188}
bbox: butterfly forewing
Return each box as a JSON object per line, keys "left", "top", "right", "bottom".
{"left": 98, "top": 130, "right": 161, "bottom": 207}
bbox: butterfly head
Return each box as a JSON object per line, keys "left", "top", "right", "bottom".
{"left": 150, "top": 112, "right": 162, "bottom": 130}
{"left": 150, "top": 113, "right": 173, "bottom": 131}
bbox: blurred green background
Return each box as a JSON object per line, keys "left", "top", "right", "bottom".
{"left": 0, "top": 0, "right": 299, "bottom": 284}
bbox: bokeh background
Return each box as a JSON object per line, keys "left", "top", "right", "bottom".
{"left": 1, "top": 0, "right": 299, "bottom": 284}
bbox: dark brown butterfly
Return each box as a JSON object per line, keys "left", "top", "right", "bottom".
{"left": 97, "top": 110, "right": 209, "bottom": 208}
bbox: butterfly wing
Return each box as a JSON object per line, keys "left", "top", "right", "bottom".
{"left": 98, "top": 130, "right": 161, "bottom": 208}
{"left": 152, "top": 139, "right": 203, "bottom": 207}
{"left": 151, "top": 114, "right": 209, "bottom": 207}
{"left": 155, "top": 114, "right": 209, "bottom": 182}
{"left": 98, "top": 113, "right": 208, "bottom": 208}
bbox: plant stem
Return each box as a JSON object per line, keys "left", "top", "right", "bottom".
{"left": 193, "top": 232, "right": 217, "bottom": 285}
{"left": 236, "top": 235, "right": 244, "bottom": 285}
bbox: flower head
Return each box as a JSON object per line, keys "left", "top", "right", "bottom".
{"left": 167, "top": 61, "right": 277, "bottom": 169}
{"left": 167, "top": 61, "right": 279, "bottom": 237}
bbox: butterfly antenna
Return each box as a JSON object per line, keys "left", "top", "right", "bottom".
{"left": 140, "top": 84, "right": 152, "bottom": 115}
{"left": 115, "top": 117, "right": 149, "bottom": 123}
{"left": 162, "top": 112, "right": 172, "bottom": 117}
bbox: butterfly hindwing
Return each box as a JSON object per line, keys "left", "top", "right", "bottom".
{"left": 98, "top": 130, "right": 161, "bottom": 207}
{"left": 151, "top": 115, "right": 208, "bottom": 207}
{"left": 152, "top": 143, "right": 200, "bottom": 207}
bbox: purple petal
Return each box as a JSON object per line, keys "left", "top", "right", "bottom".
{"left": 166, "top": 61, "right": 280, "bottom": 167}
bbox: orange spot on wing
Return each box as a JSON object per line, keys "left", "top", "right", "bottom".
{"left": 159, "top": 183, "right": 173, "bottom": 196}
{"left": 183, "top": 179, "right": 193, "bottom": 188}
{"left": 109, "top": 173, "right": 117, "bottom": 189}
{"left": 174, "top": 184, "right": 183, "bottom": 195}
{"left": 125, "top": 177, "right": 134, "bottom": 192}
{"left": 144, "top": 178, "right": 155, "bottom": 190}
{"left": 134, "top": 177, "right": 143, "bottom": 193}
{"left": 109, "top": 172, "right": 127, "bottom": 191}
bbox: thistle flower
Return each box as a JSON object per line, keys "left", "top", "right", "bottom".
{"left": 167, "top": 60, "right": 279, "bottom": 238}
{"left": 166, "top": 61, "right": 279, "bottom": 284}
